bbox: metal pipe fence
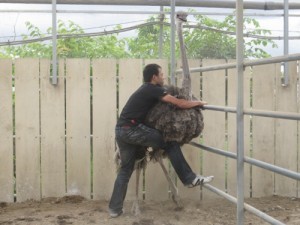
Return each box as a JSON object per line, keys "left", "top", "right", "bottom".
{"left": 190, "top": 142, "right": 300, "bottom": 181}
{"left": 203, "top": 183, "right": 285, "bottom": 225}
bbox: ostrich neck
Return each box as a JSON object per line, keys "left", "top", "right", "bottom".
{"left": 177, "top": 21, "right": 192, "bottom": 100}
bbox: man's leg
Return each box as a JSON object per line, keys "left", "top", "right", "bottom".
{"left": 109, "top": 124, "right": 162, "bottom": 217}
{"left": 120, "top": 124, "right": 165, "bottom": 149}
{"left": 164, "top": 141, "right": 214, "bottom": 187}
{"left": 163, "top": 141, "right": 196, "bottom": 185}
{"left": 109, "top": 139, "right": 138, "bottom": 216}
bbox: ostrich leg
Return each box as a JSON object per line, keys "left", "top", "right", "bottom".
{"left": 131, "top": 167, "right": 141, "bottom": 216}
{"left": 158, "top": 157, "right": 183, "bottom": 208}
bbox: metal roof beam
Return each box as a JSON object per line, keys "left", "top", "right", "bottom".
{"left": 1, "top": 0, "right": 300, "bottom": 10}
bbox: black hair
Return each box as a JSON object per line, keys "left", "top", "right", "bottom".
{"left": 143, "top": 64, "right": 161, "bottom": 82}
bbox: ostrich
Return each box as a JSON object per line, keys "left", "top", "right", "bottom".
{"left": 115, "top": 12, "right": 206, "bottom": 215}
{"left": 146, "top": 12, "right": 204, "bottom": 144}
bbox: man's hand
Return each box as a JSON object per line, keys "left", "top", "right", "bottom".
{"left": 161, "top": 94, "right": 208, "bottom": 109}
{"left": 198, "top": 101, "right": 207, "bottom": 106}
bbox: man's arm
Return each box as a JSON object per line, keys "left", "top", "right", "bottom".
{"left": 161, "top": 94, "right": 207, "bottom": 109}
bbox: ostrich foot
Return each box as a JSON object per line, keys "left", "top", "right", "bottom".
{"left": 157, "top": 157, "right": 183, "bottom": 209}
{"left": 171, "top": 192, "right": 183, "bottom": 210}
{"left": 131, "top": 200, "right": 141, "bottom": 216}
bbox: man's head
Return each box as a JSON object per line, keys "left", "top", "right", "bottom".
{"left": 143, "top": 63, "right": 164, "bottom": 86}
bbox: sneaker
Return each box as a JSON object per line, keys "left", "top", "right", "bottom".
{"left": 109, "top": 209, "right": 123, "bottom": 218}
{"left": 186, "top": 175, "right": 214, "bottom": 188}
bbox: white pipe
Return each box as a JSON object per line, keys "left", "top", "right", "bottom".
{"left": 1, "top": 0, "right": 300, "bottom": 10}
{"left": 1, "top": 9, "right": 300, "bottom": 17}
{"left": 170, "top": 0, "right": 176, "bottom": 85}
{"left": 283, "top": 0, "right": 289, "bottom": 86}
{"left": 203, "top": 184, "right": 285, "bottom": 225}
{"left": 177, "top": 53, "right": 300, "bottom": 74}
{"left": 52, "top": 0, "right": 57, "bottom": 85}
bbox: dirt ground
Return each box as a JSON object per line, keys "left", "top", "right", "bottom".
{"left": 1, "top": 195, "right": 300, "bottom": 225}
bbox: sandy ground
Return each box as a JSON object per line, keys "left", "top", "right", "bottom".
{"left": 0, "top": 195, "right": 300, "bottom": 225}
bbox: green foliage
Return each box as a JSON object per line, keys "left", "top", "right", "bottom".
{"left": 0, "top": 20, "right": 128, "bottom": 59}
{"left": 0, "top": 12, "right": 277, "bottom": 59}
{"left": 186, "top": 14, "right": 237, "bottom": 59}
{"left": 127, "top": 10, "right": 277, "bottom": 59}
{"left": 3, "top": 21, "right": 51, "bottom": 58}
{"left": 126, "top": 16, "right": 172, "bottom": 58}
{"left": 187, "top": 12, "right": 277, "bottom": 59}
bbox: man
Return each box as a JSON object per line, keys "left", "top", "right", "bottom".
{"left": 109, "top": 63, "right": 213, "bottom": 218}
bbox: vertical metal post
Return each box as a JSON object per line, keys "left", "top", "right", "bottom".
{"left": 159, "top": 6, "right": 164, "bottom": 59}
{"left": 52, "top": 0, "right": 57, "bottom": 85}
{"left": 170, "top": 0, "right": 176, "bottom": 85}
{"left": 283, "top": 0, "right": 289, "bottom": 86}
{"left": 236, "top": 0, "right": 244, "bottom": 224}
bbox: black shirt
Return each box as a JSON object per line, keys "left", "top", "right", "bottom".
{"left": 117, "top": 83, "right": 167, "bottom": 126}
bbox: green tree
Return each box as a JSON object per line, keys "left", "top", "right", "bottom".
{"left": 125, "top": 16, "right": 171, "bottom": 58}
{"left": 127, "top": 12, "right": 277, "bottom": 59}
{"left": 3, "top": 21, "right": 51, "bottom": 58}
{"left": 1, "top": 20, "right": 128, "bottom": 59}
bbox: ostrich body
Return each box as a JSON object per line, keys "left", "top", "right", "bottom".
{"left": 115, "top": 12, "right": 204, "bottom": 215}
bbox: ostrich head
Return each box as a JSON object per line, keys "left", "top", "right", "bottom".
{"left": 176, "top": 11, "right": 188, "bottom": 22}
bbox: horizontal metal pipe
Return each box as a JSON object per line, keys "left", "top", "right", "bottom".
{"left": 178, "top": 53, "right": 300, "bottom": 74}
{"left": 177, "top": 63, "right": 234, "bottom": 74}
{"left": 244, "top": 53, "right": 300, "bottom": 67}
{"left": 2, "top": 0, "right": 300, "bottom": 10}
{"left": 187, "top": 24, "right": 300, "bottom": 40}
{"left": 1, "top": 9, "right": 300, "bottom": 17}
{"left": 203, "top": 184, "right": 285, "bottom": 225}
{"left": 203, "top": 105, "right": 237, "bottom": 113}
{"left": 0, "top": 9, "right": 165, "bottom": 14}
{"left": 190, "top": 142, "right": 300, "bottom": 181}
{"left": 244, "top": 108, "right": 300, "bottom": 120}
{"left": 244, "top": 154, "right": 300, "bottom": 181}
{"left": 203, "top": 105, "right": 300, "bottom": 121}
{"left": 190, "top": 142, "right": 237, "bottom": 159}
{"left": 176, "top": 63, "right": 236, "bottom": 74}
{"left": 0, "top": 21, "right": 163, "bottom": 46}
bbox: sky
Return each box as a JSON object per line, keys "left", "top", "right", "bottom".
{"left": 1, "top": 3, "right": 300, "bottom": 57}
